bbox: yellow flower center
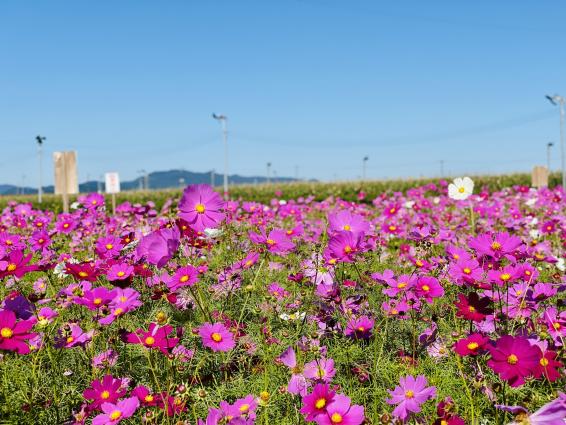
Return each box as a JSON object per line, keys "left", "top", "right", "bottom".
{"left": 145, "top": 336, "right": 155, "bottom": 346}
{"left": 1, "top": 327, "right": 13, "bottom": 338}
{"left": 331, "top": 413, "right": 343, "bottom": 423}
{"left": 266, "top": 239, "right": 276, "bottom": 246}
{"left": 344, "top": 245, "right": 352, "bottom": 253}
{"left": 105, "top": 244, "right": 113, "bottom": 250}
{"left": 239, "top": 403, "right": 250, "bottom": 412}
{"left": 405, "top": 390, "right": 414, "bottom": 398}
{"left": 463, "top": 267, "right": 471, "bottom": 274}
{"left": 93, "top": 298, "right": 102, "bottom": 305}
{"left": 553, "top": 322, "right": 561, "bottom": 330}
{"left": 101, "top": 390, "right": 110, "bottom": 399}
{"left": 467, "top": 342, "right": 479, "bottom": 350}
{"left": 7, "top": 263, "right": 16, "bottom": 272}
{"left": 78, "top": 271, "right": 88, "bottom": 278}
{"left": 415, "top": 260, "right": 424, "bottom": 267}
{"left": 260, "top": 391, "right": 269, "bottom": 401}
{"left": 109, "top": 410, "right": 122, "bottom": 420}
{"left": 397, "top": 282, "right": 407, "bottom": 288}
{"left": 491, "top": 242, "right": 501, "bottom": 250}
{"left": 245, "top": 260, "right": 253, "bottom": 267}
{"left": 343, "top": 225, "right": 351, "bottom": 231}
{"left": 117, "top": 271, "right": 125, "bottom": 277}
{"left": 357, "top": 326, "right": 365, "bottom": 332}
{"left": 540, "top": 358, "right": 549, "bottom": 367}
{"left": 211, "top": 332, "right": 222, "bottom": 342}
{"left": 421, "top": 285, "right": 430, "bottom": 292}
{"left": 389, "top": 208, "right": 396, "bottom": 213}
{"left": 500, "top": 273, "right": 511, "bottom": 281}
{"left": 195, "top": 203, "right": 206, "bottom": 213}
{"left": 180, "top": 275, "right": 189, "bottom": 283}
{"left": 315, "top": 398, "right": 326, "bottom": 409}
{"left": 317, "top": 367, "right": 326, "bottom": 378}
{"left": 458, "top": 187, "right": 465, "bottom": 193}
{"left": 119, "top": 296, "right": 127, "bottom": 302}
{"left": 66, "top": 336, "right": 74, "bottom": 344}
{"left": 453, "top": 254, "right": 460, "bottom": 260}
{"left": 63, "top": 223, "right": 70, "bottom": 228}
{"left": 145, "top": 395, "right": 154, "bottom": 402}
{"left": 389, "top": 225, "right": 397, "bottom": 231}
{"left": 507, "top": 354, "right": 518, "bottom": 365}
{"left": 468, "top": 306, "right": 476, "bottom": 312}
{"left": 113, "top": 308, "right": 124, "bottom": 316}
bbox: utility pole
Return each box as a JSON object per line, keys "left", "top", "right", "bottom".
{"left": 137, "top": 169, "right": 146, "bottom": 191}
{"left": 547, "top": 142, "right": 554, "bottom": 171}
{"left": 36, "top": 135, "right": 46, "bottom": 203}
{"left": 362, "top": 156, "right": 369, "bottom": 180}
{"left": 267, "top": 162, "right": 272, "bottom": 184}
{"left": 546, "top": 95, "right": 565, "bottom": 189}
{"left": 212, "top": 113, "right": 229, "bottom": 199}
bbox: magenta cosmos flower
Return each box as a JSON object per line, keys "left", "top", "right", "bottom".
{"left": 314, "top": 393, "right": 365, "bottom": 425}
{"left": 178, "top": 184, "right": 225, "bottom": 231}
{"left": 168, "top": 265, "right": 198, "bottom": 292}
{"left": 83, "top": 375, "right": 127, "bottom": 410}
{"left": 249, "top": 229, "right": 296, "bottom": 255}
{"left": 300, "top": 383, "right": 336, "bottom": 421}
{"left": 386, "top": 375, "right": 437, "bottom": 421}
{"left": 0, "top": 309, "right": 37, "bottom": 354}
{"left": 92, "top": 397, "right": 139, "bottom": 425}
{"left": 136, "top": 226, "right": 180, "bottom": 268}
{"left": 414, "top": 276, "right": 444, "bottom": 303}
{"left": 125, "top": 323, "right": 179, "bottom": 355}
{"left": 454, "top": 333, "right": 489, "bottom": 356}
{"left": 345, "top": 316, "right": 374, "bottom": 340}
{"left": 304, "top": 358, "right": 336, "bottom": 383}
{"left": 328, "top": 210, "right": 369, "bottom": 235}
{"left": 487, "top": 335, "right": 541, "bottom": 387}
{"left": 198, "top": 322, "right": 235, "bottom": 352}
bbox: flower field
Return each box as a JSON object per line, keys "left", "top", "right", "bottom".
{"left": 0, "top": 179, "right": 564, "bottom": 424}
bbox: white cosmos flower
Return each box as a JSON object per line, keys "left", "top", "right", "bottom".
{"left": 204, "top": 228, "right": 223, "bottom": 238}
{"left": 556, "top": 258, "right": 565, "bottom": 272}
{"left": 448, "top": 177, "right": 474, "bottom": 200}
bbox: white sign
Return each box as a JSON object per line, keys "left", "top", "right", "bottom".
{"left": 105, "top": 172, "right": 121, "bottom": 194}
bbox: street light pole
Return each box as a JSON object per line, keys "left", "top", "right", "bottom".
{"left": 267, "top": 162, "right": 271, "bottom": 184}
{"left": 36, "top": 135, "right": 46, "bottom": 203}
{"left": 213, "top": 114, "right": 229, "bottom": 199}
{"left": 546, "top": 95, "right": 565, "bottom": 189}
{"left": 547, "top": 142, "right": 554, "bottom": 171}
{"left": 362, "top": 156, "right": 369, "bottom": 180}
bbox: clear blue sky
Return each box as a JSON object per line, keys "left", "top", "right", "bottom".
{"left": 1, "top": 0, "right": 565, "bottom": 186}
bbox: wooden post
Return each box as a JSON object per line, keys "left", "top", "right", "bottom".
{"left": 531, "top": 166, "right": 549, "bottom": 188}
{"left": 111, "top": 193, "right": 116, "bottom": 215}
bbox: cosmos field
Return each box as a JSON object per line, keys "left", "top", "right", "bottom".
{"left": 0, "top": 179, "right": 564, "bottom": 424}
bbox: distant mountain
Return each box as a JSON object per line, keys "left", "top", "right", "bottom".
{"left": 0, "top": 169, "right": 304, "bottom": 195}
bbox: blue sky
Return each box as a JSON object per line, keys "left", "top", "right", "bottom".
{"left": 1, "top": 0, "right": 565, "bottom": 185}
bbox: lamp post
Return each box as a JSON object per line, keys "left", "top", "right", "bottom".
{"left": 546, "top": 95, "right": 565, "bottom": 189}
{"left": 36, "top": 135, "right": 46, "bottom": 203}
{"left": 212, "top": 113, "right": 229, "bottom": 199}
{"left": 267, "top": 162, "right": 272, "bottom": 184}
{"left": 362, "top": 156, "right": 369, "bottom": 180}
{"left": 547, "top": 142, "right": 554, "bottom": 171}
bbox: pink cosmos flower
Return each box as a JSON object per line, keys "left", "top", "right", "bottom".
{"left": 469, "top": 232, "right": 523, "bottom": 260}
{"left": 449, "top": 258, "right": 483, "bottom": 285}
{"left": 125, "top": 323, "right": 179, "bottom": 355}
{"left": 487, "top": 335, "right": 542, "bottom": 387}
{"left": 414, "top": 276, "right": 444, "bottom": 303}
{"left": 278, "top": 346, "right": 308, "bottom": 396}
{"left": 178, "top": 184, "right": 225, "bottom": 231}
{"left": 92, "top": 397, "right": 139, "bottom": 425}
{"left": 0, "top": 309, "right": 37, "bottom": 354}
{"left": 136, "top": 226, "right": 180, "bottom": 268}
{"left": 168, "top": 265, "right": 199, "bottom": 292}
{"left": 198, "top": 322, "right": 236, "bottom": 352}
{"left": 107, "top": 263, "right": 134, "bottom": 282}
{"left": 386, "top": 375, "right": 437, "bottom": 421}
{"left": 83, "top": 375, "right": 127, "bottom": 410}
{"left": 300, "top": 383, "right": 336, "bottom": 421}
{"left": 324, "top": 231, "right": 364, "bottom": 263}
{"left": 345, "top": 316, "right": 374, "bottom": 340}
{"left": 249, "top": 229, "right": 296, "bottom": 255}
{"left": 99, "top": 288, "right": 142, "bottom": 325}
{"left": 95, "top": 236, "right": 123, "bottom": 259}
{"left": 304, "top": 358, "right": 336, "bottom": 383}
{"left": 314, "top": 393, "right": 365, "bottom": 425}
{"left": 55, "top": 324, "right": 94, "bottom": 348}
{"left": 454, "top": 333, "right": 489, "bottom": 356}
{"left": 328, "top": 210, "right": 369, "bottom": 235}
{"left": 507, "top": 392, "right": 566, "bottom": 425}
{"left": 455, "top": 292, "right": 493, "bottom": 322}
{"left": 77, "top": 286, "right": 115, "bottom": 311}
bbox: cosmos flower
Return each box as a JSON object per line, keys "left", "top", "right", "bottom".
{"left": 198, "top": 322, "right": 236, "bottom": 352}
{"left": 454, "top": 292, "right": 493, "bottom": 322}
{"left": 304, "top": 358, "right": 336, "bottom": 383}
{"left": 454, "top": 333, "right": 489, "bottom": 356}
{"left": 487, "top": 335, "right": 541, "bottom": 387}
{"left": 124, "top": 323, "right": 179, "bottom": 355}
{"left": 414, "top": 276, "right": 444, "bottom": 303}
{"left": 92, "top": 397, "right": 139, "bottom": 425}
{"left": 168, "top": 265, "right": 199, "bottom": 291}
{"left": 178, "top": 184, "right": 225, "bottom": 231}
{"left": 314, "top": 393, "right": 364, "bottom": 425}
{"left": 278, "top": 346, "right": 308, "bottom": 396}
{"left": 300, "top": 383, "right": 336, "bottom": 421}
{"left": 249, "top": 229, "right": 296, "bottom": 255}
{"left": 0, "top": 309, "right": 37, "bottom": 354}
{"left": 386, "top": 375, "right": 437, "bottom": 421}
{"left": 83, "top": 375, "right": 127, "bottom": 410}
{"left": 448, "top": 177, "right": 474, "bottom": 200}
{"left": 345, "top": 316, "right": 374, "bottom": 340}
{"left": 327, "top": 210, "right": 369, "bottom": 235}
{"left": 136, "top": 226, "right": 180, "bottom": 268}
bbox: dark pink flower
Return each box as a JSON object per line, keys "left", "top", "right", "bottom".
{"left": 487, "top": 335, "right": 541, "bottom": 387}
{"left": 178, "top": 184, "right": 225, "bottom": 231}
{"left": 83, "top": 375, "right": 127, "bottom": 410}
{"left": 92, "top": 396, "right": 139, "bottom": 425}
{"left": 300, "top": 383, "right": 336, "bottom": 421}
{"left": 314, "top": 393, "right": 364, "bottom": 425}
{"left": 125, "top": 323, "right": 179, "bottom": 355}
{"left": 0, "top": 309, "right": 36, "bottom": 354}
{"left": 454, "top": 333, "right": 489, "bottom": 356}
{"left": 198, "top": 322, "right": 235, "bottom": 352}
